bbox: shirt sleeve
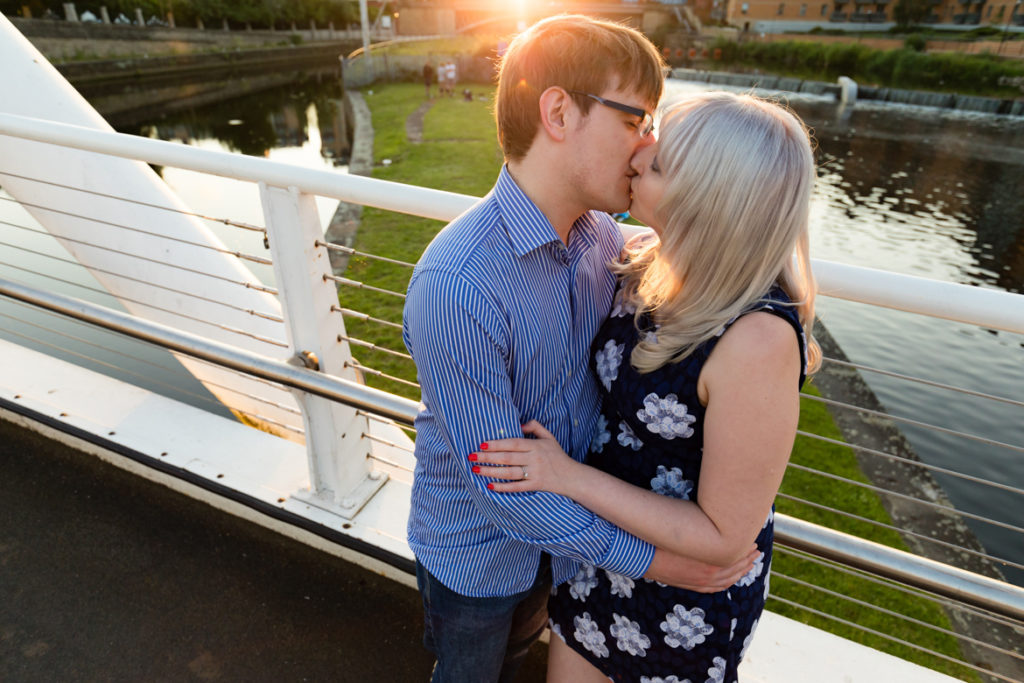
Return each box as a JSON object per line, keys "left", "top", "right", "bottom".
{"left": 403, "top": 267, "right": 654, "bottom": 578}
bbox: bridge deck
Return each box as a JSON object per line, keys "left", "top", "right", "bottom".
{"left": 0, "top": 342, "right": 960, "bottom": 682}
{"left": 0, "top": 415, "right": 549, "bottom": 681}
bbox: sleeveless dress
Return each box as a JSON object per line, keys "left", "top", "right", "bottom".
{"left": 547, "top": 285, "right": 808, "bottom": 683}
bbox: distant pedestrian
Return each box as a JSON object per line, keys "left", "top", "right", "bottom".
{"left": 422, "top": 61, "right": 435, "bottom": 99}
{"left": 437, "top": 61, "right": 450, "bottom": 97}
{"left": 446, "top": 61, "right": 458, "bottom": 97}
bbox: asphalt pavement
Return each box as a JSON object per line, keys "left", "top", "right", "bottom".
{"left": 0, "top": 417, "right": 548, "bottom": 682}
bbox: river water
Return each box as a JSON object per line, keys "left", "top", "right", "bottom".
{"left": 0, "top": 76, "right": 1021, "bottom": 583}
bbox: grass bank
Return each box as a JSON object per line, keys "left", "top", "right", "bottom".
{"left": 341, "top": 81, "right": 978, "bottom": 681}
{"left": 712, "top": 36, "right": 1024, "bottom": 98}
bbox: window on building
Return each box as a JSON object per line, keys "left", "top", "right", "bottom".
{"left": 997, "top": 5, "right": 1006, "bottom": 19}
{"left": 821, "top": 3, "right": 829, "bottom": 14}
{"left": 800, "top": 3, "right": 808, "bottom": 14}
{"left": 778, "top": 2, "right": 785, "bottom": 14}
{"left": 742, "top": 2, "right": 750, "bottom": 12}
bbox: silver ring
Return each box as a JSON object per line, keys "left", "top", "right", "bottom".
{"left": 522, "top": 466, "right": 529, "bottom": 480}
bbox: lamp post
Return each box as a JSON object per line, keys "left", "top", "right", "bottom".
{"left": 359, "top": 0, "right": 373, "bottom": 79}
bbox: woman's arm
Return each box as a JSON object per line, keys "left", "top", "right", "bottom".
{"left": 473, "top": 312, "right": 801, "bottom": 566}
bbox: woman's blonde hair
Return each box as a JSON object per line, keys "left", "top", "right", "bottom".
{"left": 616, "top": 91, "right": 821, "bottom": 374}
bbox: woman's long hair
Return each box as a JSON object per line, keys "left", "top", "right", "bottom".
{"left": 615, "top": 91, "right": 821, "bottom": 374}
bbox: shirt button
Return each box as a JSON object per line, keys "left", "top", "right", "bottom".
{"left": 573, "top": 419, "right": 579, "bottom": 427}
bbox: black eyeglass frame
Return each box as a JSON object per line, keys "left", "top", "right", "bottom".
{"left": 568, "top": 91, "right": 655, "bottom": 137}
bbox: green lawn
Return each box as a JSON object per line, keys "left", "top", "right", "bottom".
{"left": 342, "top": 81, "right": 979, "bottom": 681}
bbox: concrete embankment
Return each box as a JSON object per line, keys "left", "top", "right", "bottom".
{"left": 11, "top": 15, "right": 361, "bottom": 98}
{"left": 10, "top": 15, "right": 358, "bottom": 61}
{"left": 55, "top": 43, "right": 355, "bottom": 88}
{"left": 671, "top": 67, "right": 1024, "bottom": 116}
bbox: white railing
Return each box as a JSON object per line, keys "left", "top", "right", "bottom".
{"left": 2, "top": 113, "right": 1021, "bottom": 334}
{"left": 1, "top": 113, "right": 1023, "bottom": 681}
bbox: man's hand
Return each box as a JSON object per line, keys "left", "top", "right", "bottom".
{"left": 643, "top": 545, "right": 760, "bottom": 593}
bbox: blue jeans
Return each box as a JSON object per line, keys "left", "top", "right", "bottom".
{"left": 415, "top": 556, "right": 552, "bottom": 683}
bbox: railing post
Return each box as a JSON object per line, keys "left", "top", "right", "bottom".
{"left": 259, "top": 182, "right": 386, "bottom": 518}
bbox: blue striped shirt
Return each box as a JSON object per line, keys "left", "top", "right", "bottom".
{"left": 402, "top": 167, "right": 655, "bottom": 597}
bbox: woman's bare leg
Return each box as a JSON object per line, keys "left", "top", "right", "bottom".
{"left": 546, "top": 633, "right": 610, "bottom": 683}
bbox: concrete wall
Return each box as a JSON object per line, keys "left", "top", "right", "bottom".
{"left": 342, "top": 53, "right": 494, "bottom": 89}
{"left": 396, "top": 7, "right": 457, "bottom": 36}
{"left": 9, "top": 16, "right": 383, "bottom": 62}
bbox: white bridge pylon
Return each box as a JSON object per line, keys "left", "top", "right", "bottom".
{"left": 0, "top": 14, "right": 303, "bottom": 440}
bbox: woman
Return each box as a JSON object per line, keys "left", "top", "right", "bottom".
{"left": 470, "top": 92, "right": 821, "bottom": 683}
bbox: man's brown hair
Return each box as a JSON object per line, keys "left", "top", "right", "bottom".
{"left": 494, "top": 14, "right": 665, "bottom": 162}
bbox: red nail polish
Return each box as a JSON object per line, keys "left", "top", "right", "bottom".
{"left": 468, "top": 453, "right": 478, "bottom": 461}
{"left": 472, "top": 465, "right": 481, "bottom": 474}
{"left": 487, "top": 483, "right": 494, "bottom": 490}
{"left": 480, "top": 443, "right": 489, "bottom": 450}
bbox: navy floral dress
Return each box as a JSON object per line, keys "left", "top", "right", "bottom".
{"left": 548, "top": 284, "right": 807, "bottom": 683}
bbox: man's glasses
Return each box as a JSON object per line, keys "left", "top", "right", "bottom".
{"left": 569, "top": 91, "right": 655, "bottom": 137}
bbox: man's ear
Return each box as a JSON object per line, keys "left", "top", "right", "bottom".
{"left": 537, "top": 86, "right": 572, "bottom": 142}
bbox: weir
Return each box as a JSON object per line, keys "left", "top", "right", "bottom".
{"left": 670, "top": 67, "right": 1024, "bottom": 115}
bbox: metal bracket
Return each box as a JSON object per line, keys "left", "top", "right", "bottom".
{"left": 291, "top": 467, "right": 389, "bottom": 520}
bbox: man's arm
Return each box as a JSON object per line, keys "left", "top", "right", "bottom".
{"left": 646, "top": 547, "right": 759, "bottom": 592}
{"left": 404, "top": 268, "right": 653, "bottom": 578}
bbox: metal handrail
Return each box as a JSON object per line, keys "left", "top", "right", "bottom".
{"left": 0, "top": 276, "right": 418, "bottom": 427}
{"left": 2, "top": 274, "right": 1023, "bottom": 623}
{"left": 2, "top": 112, "right": 1022, "bottom": 335}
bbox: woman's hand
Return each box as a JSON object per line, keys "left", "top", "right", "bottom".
{"left": 471, "top": 420, "right": 579, "bottom": 496}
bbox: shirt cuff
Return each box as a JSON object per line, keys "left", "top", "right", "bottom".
{"left": 599, "top": 528, "right": 656, "bottom": 579}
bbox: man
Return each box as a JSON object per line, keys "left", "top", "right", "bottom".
{"left": 403, "top": 15, "right": 752, "bottom": 683}
{"left": 423, "top": 61, "right": 435, "bottom": 99}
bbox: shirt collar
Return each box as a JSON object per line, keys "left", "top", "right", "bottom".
{"left": 493, "top": 165, "right": 601, "bottom": 258}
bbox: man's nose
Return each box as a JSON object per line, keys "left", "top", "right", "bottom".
{"left": 634, "top": 132, "right": 656, "bottom": 154}
{"left": 630, "top": 146, "right": 651, "bottom": 175}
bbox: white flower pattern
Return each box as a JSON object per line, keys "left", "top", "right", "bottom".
{"left": 595, "top": 339, "right": 625, "bottom": 391}
{"left": 650, "top": 465, "right": 694, "bottom": 500}
{"left": 610, "top": 613, "right": 651, "bottom": 656}
{"left": 706, "top": 657, "right": 727, "bottom": 683}
{"left": 605, "top": 570, "right": 635, "bottom": 599}
{"left": 573, "top": 612, "right": 610, "bottom": 658}
{"left": 637, "top": 393, "right": 697, "bottom": 439}
{"left": 660, "top": 605, "right": 714, "bottom": 650}
{"left": 736, "top": 552, "right": 765, "bottom": 587}
{"left": 740, "top": 618, "right": 759, "bottom": 659}
{"left": 611, "top": 287, "right": 637, "bottom": 318}
{"left": 591, "top": 414, "right": 611, "bottom": 453}
{"left": 548, "top": 293, "right": 797, "bottom": 683}
{"left": 568, "top": 564, "right": 599, "bottom": 602}
{"left": 617, "top": 421, "right": 644, "bottom": 450}
{"left": 549, "top": 620, "right": 562, "bottom": 639}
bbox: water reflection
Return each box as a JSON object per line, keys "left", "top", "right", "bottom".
{"left": 116, "top": 75, "right": 354, "bottom": 286}
{"left": 121, "top": 74, "right": 352, "bottom": 164}
{"left": 807, "top": 101, "right": 1024, "bottom": 292}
